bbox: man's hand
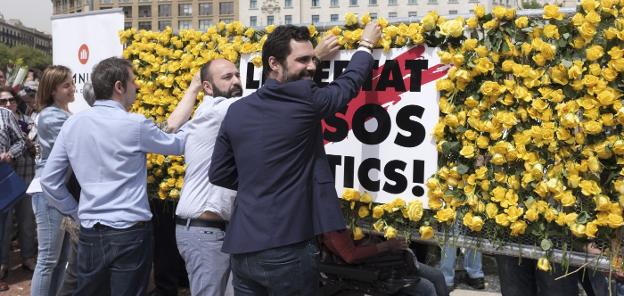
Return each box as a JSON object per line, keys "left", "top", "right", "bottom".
{"left": 315, "top": 35, "right": 340, "bottom": 61}
{"left": 360, "top": 23, "right": 382, "bottom": 45}
{"left": 379, "top": 238, "right": 408, "bottom": 252}
{"left": 0, "top": 152, "right": 12, "bottom": 163}
{"left": 189, "top": 71, "right": 202, "bottom": 92}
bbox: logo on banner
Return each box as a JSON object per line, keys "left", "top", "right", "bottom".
{"left": 239, "top": 46, "right": 446, "bottom": 204}
{"left": 78, "top": 44, "right": 89, "bottom": 65}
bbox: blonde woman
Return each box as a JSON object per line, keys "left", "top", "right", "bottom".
{"left": 30, "top": 65, "right": 74, "bottom": 296}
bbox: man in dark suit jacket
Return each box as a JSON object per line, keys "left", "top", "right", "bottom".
{"left": 209, "top": 24, "right": 381, "bottom": 295}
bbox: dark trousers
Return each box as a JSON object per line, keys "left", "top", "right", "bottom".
{"left": 74, "top": 222, "right": 153, "bottom": 296}
{"left": 150, "top": 199, "right": 188, "bottom": 296}
{"left": 231, "top": 240, "right": 319, "bottom": 296}
{"left": 496, "top": 255, "right": 578, "bottom": 296}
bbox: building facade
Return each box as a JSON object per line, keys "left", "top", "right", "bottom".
{"left": 51, "top": 0, "right": 239, "bottom": 32}
{"left": 0, "top": 14, "right": 52, "bottom": 54}
{"left": 239, "top": 0, "right": 496, "bottom": 27}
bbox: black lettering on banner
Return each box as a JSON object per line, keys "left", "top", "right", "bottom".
{"left": 362, "top": 60, "right": 380, "bottom": 91}
{"left": 395, "top": 105, "right": 426, "bottom": 148}
{"left": 323, "top": 106, "right": 349, "bottom": 142}
{"left": 358, "top": 158, "right": 380, "bottom": 191}
{"left": 245, "top": 62, "right": 260, "bottom": 90}
{"left": 333, "top": 60, "right": 349, "bottom": 82}
{"left": 344, "top": 156, "right": 355, "bottom": 188}
{"left": 313, "top": 60, "right": 331, "bottom": 87}
{"left": 375, "top": 60, "right": 405, "bottom": 92}
{"left": 352, "top": 104, "right": 391, "bottom": 145}
{"left": 412, "top": 160, "right": 425, "bottom": 197}
{"left": 382, "top": 160, "right": 407, "bottom": 194}
{"left": 405, "top": 60, "right": 428, "bottom": 92}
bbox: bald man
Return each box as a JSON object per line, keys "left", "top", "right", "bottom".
{"left": 166, "top": 59, "right": 243, "bottom": 296}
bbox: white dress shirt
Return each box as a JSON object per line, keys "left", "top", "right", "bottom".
{"left": 175, "top": 95, "right": 239, "bottom": 220}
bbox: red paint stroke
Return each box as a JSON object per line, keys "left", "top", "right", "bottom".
{"left": 322, "top": 45, "right": 448, "bottom": 145}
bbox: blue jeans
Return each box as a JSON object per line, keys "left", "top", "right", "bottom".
{"left": 496, "top": 255, "right": 578, "bottom": 296}
{"left": 231, "top": 240, "right": 319, "bottom": 296}
{"left": 74, "top": 221, "right": 153, "bottom": 296}
{"left": 440, "top": 244, "right": 483, "bottom": 286}
{"left": 31, "top": 192, "right": 70, "bottom": 296}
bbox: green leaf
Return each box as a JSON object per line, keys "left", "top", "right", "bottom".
{"left": 457, "top": 163, "right": 470, "bottom": 174}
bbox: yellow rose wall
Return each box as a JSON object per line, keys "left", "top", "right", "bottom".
{"left": 121, "top": 3, "right": 624, "bottom": 269}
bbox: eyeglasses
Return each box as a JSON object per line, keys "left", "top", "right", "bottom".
{"left": 0, "top": 97, "right": 16, "bottom": 105}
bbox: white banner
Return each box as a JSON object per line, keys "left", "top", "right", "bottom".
{"left": 52, "top": 9, "right": 124, "bottom": 113}
{"left": 240, "top": 46, "right": 446, "bottom": 204}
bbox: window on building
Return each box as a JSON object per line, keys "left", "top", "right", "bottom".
{"left": 427, "top": 0, "right": 437, "bottom": 4}
{"left": 179, "top": 20, "right": 192, "bottom": 29}
{"left": 139, "top": 5, "right": 151, "bottom": 17}
{"left": 250, "top": 16, "right": 257, "bottom": 26}
{"left": 330, "top": 14, "right": 339, "bottom": 22}
{"left": 408, "top": 0, "right": 417, "bottom": 4}
{"left": 267, "top": 15, "right": 274, "bottom": 25}
{"left": 448, "top": 0, "right": 458, "bottom": 3}
{"left": 199, "top": 19, "right": 212, "bottom": 30}
{"left": 250, "top": 0, "right": 257, "bottom": 8}
{"left": 159, "top": 4, "right": 171, "bottom": 16}
{"left": 179, "top": 3, "right": 192, "bottom": 16}
{"left": 449, "top": 9, "right": 458, "bottom": 14}
{"left": 199, "top": 3, "right": 212, "bottom": 15}
{"left": 219, "top": 2, "right": 234, "bottom": 14}
{"left": 285, "top": 15, "right": 292, "bottom": 24}
{"left": 100, "top": 0, "right": 112, "bottom": 4}
{"left": 285, "top": 0, "right": 293, "bottom": 7}
{"left": 330, "top": 0, "right": 339, "bottom": 6}
{"left": 158, "top": 20, "right": 171, "bottom": 31}
{"left": 138, "top": 21, "right": 151, "bottom": 30}
{"left": 122, "top": 6, "right": 132, "bottom": 18}
{"left": 389, "top": 12, "right": 397, "bottom": 18}
{"left": 124, "top": 21, "right": 132, "bottom": 29}
{"left": 311, "top": 15, "right": 319, "bottom": 23}
{"left": 312, "top": 0, "right": 320, "bottom": 6}
{"left": 349, "top": 0, "right": 357, "bottom": 5}
{"left": 220, "top": 17, "right": 234, "bottom": 23}
{"left": 389, "top": 0, "right": 397, "bottom": 5}
{"left": 408, "top": 11, "right": 417, "bottom": 17}
{"left": 139, "top": 0, "right": 151, "bottom": 2}
{"left": 370, "top": 12, "right": 377, "bottom": 19}
{"left": 369, "top": 0, "right": 377, "bottom": 5}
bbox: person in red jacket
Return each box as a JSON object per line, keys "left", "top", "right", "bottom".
{"left": 322, "top": 230, "right": 449, "bottom": 296}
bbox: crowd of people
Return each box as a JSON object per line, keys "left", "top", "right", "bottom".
{"left": 0, "top": 23, "right": 623, "bottom": 296}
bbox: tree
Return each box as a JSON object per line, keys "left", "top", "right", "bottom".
{"left": 9, "top": 45, "right": 51, "bottom": 70}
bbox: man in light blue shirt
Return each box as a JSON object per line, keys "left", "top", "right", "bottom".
{"left": 41, "top": 57, "right": 187, "bottom": 295}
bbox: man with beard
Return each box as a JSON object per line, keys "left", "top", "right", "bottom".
{"left": 163, "top": 58, "right": 243, "bottom": 296}
{"left": 209, "top": 23, "right": 381, "bottom": 295}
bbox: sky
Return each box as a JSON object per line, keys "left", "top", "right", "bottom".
{"left": 0, "top": 0, "right": 53, "bottom": 34}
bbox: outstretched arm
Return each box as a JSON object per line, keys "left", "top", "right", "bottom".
{"left": 166, "top": 71, "right": 202, "bottom": 133}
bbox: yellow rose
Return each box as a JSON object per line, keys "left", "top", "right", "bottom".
{"left": 434, "top": 207, "right": 456, "bottom": 223}
{"left": 560, "top": 192, "right": 576, "bottom": 207}
{"left": 583, "top": 120, "right": 603, "bottom": 134}
{"left": 361, "top": 13, "right": 372, "bottom": 25}
{"left": 419, "top": 226, "right": 434, "bottom": 240}
{"left": 460, "top": 144, "right": 475, "bottom": 158}
{"left": 495, "top": 213, "right": 510, "bottom": 226}
{"left": 474, "top": 4, "right": 486, "bottom": 18}
{"left": 524, "top": 208, "right": 539, "bottom": 222}
{"left": 406, "top": 200, "right": 424, "bottom": 222}
{"left": 373, "top": 219, "right": 385, "bottom": 232}
{"left": 586, "top": 45, "right": 604, "bottom": 61}
{"left": 384, "top": 226, "right": 398, "bottom": 239}
{"left": 543, "top": 24, "right": 560, "bottom": 39}
{"left": 543, "top": 4, "right": 563, "bottom": 20}
{"left": 608, "top": 213, "right": 624, "bottom": 228}
{"left": 421, "top": 12, "right": 438, "bottom": 31}
{"left": 492, "top": 6, "right": 507, "bottom": 19}
{"left": 342, "top": 188, "right": 361, "bottom": 201}
{"left": 510, "top": 220, "right": 527, "bottom": 236}
{"left": 486, "top": 203, "right": 499, "bottom": 219}
{"left": 475, "top": 46, "right": 489, "bottom": 57}
{"left": 358, "top": 206, "right": 370, "bottom": 218}
{"left": 352, "top": 227, "right": 365, "bottom": 240}
{"left": 570, "top": 223, "right": 586, "bottom": 237}
{"left": 466, "top": 17, "right": 478, "bottom": 29}
{"left": 515, "top": 16, "right": 529, "bottom": 28}
{"left": 360, "top": 192, "right": 373, "bottom": 203}
{"left": 344, "top": 12, "right": 358, "bottom": 26}
{"left": 372, "top": 205, "right": 385, "bottom": 219}
{"left": 537, "top": 257, "right": 551, "bottom": 271}
{"left": 585, "top": 221, "right": 598, "bottom": 238}
{"left": 439, "top": 19, "right": 464, "bottom": 37}
{"left": 463, "top": 39, "right": 478, "bottom": 51}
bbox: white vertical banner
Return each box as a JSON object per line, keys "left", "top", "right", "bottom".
{"left": 52, "top": 9, "right": 124, "bottom": 113}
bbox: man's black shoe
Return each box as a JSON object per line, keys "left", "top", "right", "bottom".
{"left": 465, "top": 276, "right": 485, "bottom": 289}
